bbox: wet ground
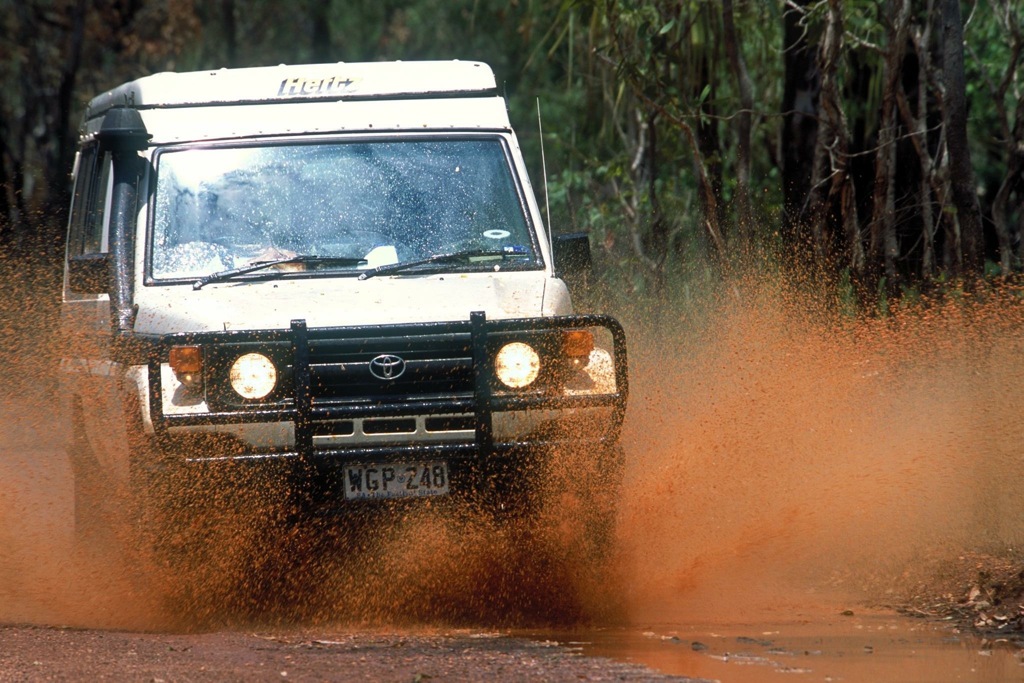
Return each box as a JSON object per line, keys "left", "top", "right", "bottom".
{"left": 535, "top": 615, "right": 1024, "bottom": 682}
{"left": 0, "top": 625, "right": 684, "bottom": 682}
{"left": 2, "top": 612, "right": 1023, "bottom": 681}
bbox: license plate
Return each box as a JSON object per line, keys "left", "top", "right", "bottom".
{"left": 343, "top": 461, "right": 450, "bottom": 501}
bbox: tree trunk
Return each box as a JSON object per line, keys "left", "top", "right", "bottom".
{"left": 815, "top": 0, "right": 863, "bottom": 276}
{"left": 0, "top": 141, "right": 12, "bottom": 249}
{"left": 942, "top": 0, "right": 984, "bottom": 273}
{"left": 780, "top": 0, "right": 820, "bottom": 248}
{"left": 722, "top": 0, "right": 753, "bottom": 237}
{"left": 869, "top": 0, "right": 911, "bottom": 287}
{"left": 222, "top": 0, "right": 238, "bottom": 67}
{"left": 897, "top": 5, "right": 940, "bottom": 279}
{"left": 994, "top": 95, "right": 1024, "bottom": 271}
{"left": 310, "top": 0, "right": 332, "bottom": 62}
{"left": 42, "top": 0, "right": 89, "bottom": 251}
{"left": 694, "top": 59, "right": 725, "bottom": 241}
{"left": 987, "top": 2, "right": 1023, "bottom": 274}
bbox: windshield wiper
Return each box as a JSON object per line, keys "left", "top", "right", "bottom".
{"left": 357, "top": 249, "right": 527, "bottom": 281}
{"left": 193, "top": 255, "right": 367, "bottom": 290}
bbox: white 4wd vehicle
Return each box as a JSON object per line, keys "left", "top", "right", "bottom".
{"left": 61, "top": 61, "right": 627, "bottom": 538}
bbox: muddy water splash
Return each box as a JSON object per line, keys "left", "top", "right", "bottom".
{"left": 615, "top": 277, "right": 1024, "bottom": 624}
{"left": 3, "top": 259, "right": 1024, "bottom": 630}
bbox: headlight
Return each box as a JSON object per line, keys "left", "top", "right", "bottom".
{"left": 229, "top": 352, "right": 278, "bottom": 399}
{"left": 494, "top": 342, "right": 541, "bottom": 388}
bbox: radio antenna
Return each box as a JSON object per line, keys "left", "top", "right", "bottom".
{"left": 536, "top": 97, "right": 554, "bottom": 261}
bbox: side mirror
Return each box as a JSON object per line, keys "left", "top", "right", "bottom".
{"left": 553, "top": 232, "right": 593, "bottom": 300}
{"left": 553, "top": 232, "right": 593, "bottom": 278}
{"left": 67, "top": 252, "right": 111, "bottom": 293}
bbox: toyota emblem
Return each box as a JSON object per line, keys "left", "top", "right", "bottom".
{"left": 368, "top": 354, "right": 407, "bottom": 380}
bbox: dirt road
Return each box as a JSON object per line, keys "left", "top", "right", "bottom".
{"left": 0, "top": 626, "right": 692, "bottom": 682}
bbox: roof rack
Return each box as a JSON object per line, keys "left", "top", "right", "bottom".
{"left": 87, "top": 61, "right": 497, "bottom": 118}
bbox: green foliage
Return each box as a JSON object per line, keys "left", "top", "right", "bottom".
{"left": 0, "top": 0, "right": 1020, "bottom": 302}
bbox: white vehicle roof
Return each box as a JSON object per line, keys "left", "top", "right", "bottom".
{"left": 86, "top": 60, "right": 498, "bottom": 118}
{"left": 82, "top": 61, "right": 512, "bottom": 144}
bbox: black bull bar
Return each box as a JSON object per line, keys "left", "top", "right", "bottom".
{"left": 124, "top": 312, "right": 628, "bottom": 462}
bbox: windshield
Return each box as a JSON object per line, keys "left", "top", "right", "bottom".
{"left": 150, "top": 138, "right": 541, "bottom": 281}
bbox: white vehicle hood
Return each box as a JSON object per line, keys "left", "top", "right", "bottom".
{"left": 133, "top": 272, "right": 554, "bottom": 335}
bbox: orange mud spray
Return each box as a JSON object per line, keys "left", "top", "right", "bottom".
{"left": 615, "top": 276, "right": 1024, "bottom": 624}
{"left": 2, "top": 263, "right": 1024, "bottom": 629}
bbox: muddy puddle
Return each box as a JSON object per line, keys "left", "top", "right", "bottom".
{"left": 530, "top": 612, "right": 1024, "bottom": 682}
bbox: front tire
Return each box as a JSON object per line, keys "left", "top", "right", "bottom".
{"left": 66, "top": 398, "right": 123, "bottom": 549}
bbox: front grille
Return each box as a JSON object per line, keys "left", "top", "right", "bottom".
{"left": 204, "top": 329, "right": 477, "bottom": 410}
{"left": 307, "top": 332, "right": 474, "bottom": 403}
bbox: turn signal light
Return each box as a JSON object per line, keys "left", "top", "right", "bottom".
{"left": 169, "top": 345, "right": 202, "bottom": 374}
{"left": 169, "top": 345, "right": 202, "bottom": 387}
{"left": 562, "top": 329, "right": 594, "bottom": 363}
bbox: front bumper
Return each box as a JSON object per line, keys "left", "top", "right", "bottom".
{"left": 124, "top": 312, "right": 628, "bottom": 468}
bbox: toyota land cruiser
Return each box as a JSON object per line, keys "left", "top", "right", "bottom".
{"left": 60, "top": 60, "right": 628, "bottom": 545}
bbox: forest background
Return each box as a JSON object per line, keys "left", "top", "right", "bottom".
{"left": 1, "top": 0, "right": 1022, "bottom": 309}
